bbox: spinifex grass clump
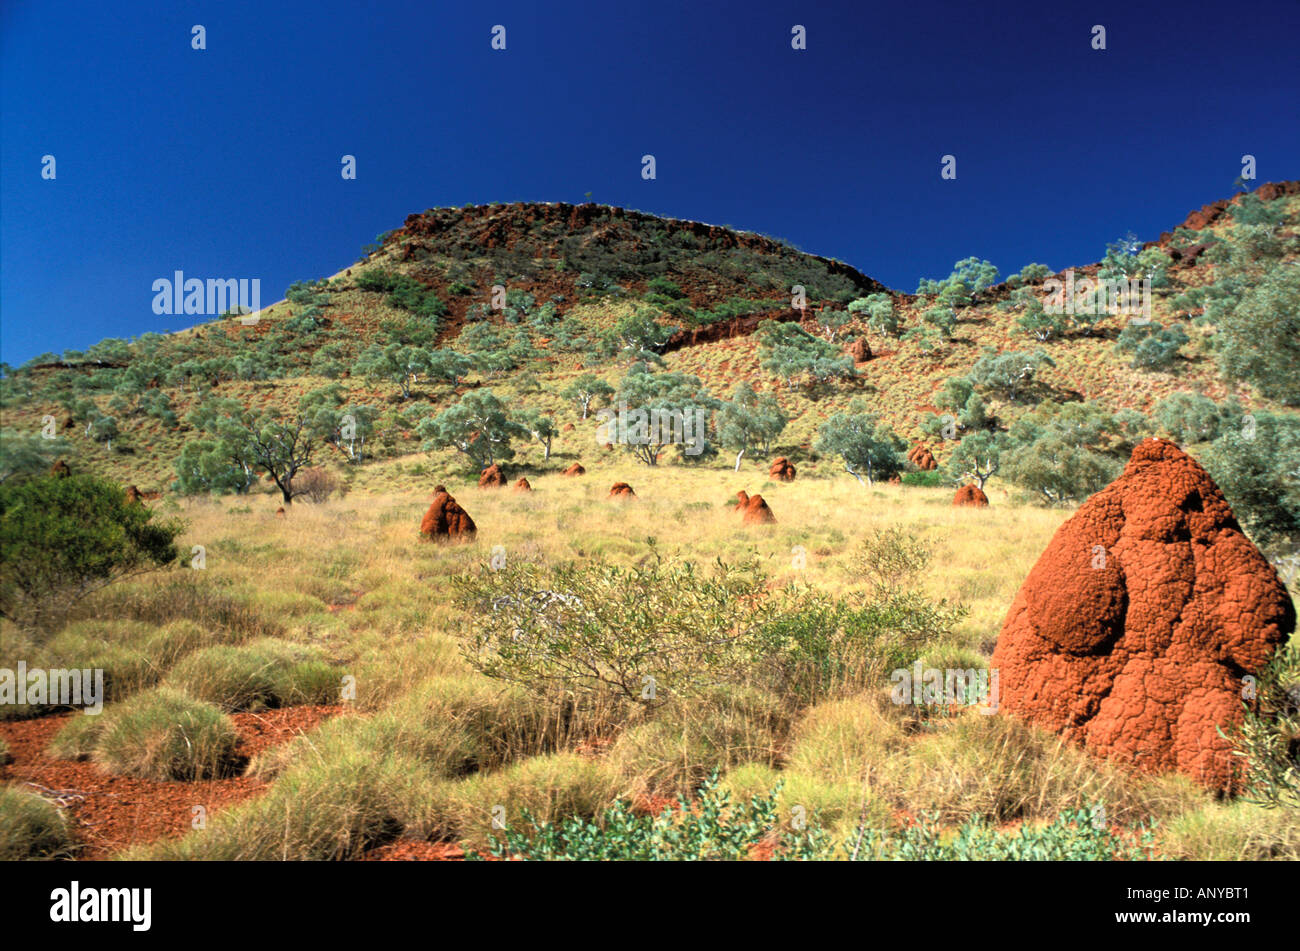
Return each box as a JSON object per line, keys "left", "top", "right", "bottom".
{"left": 0, "top": 787, "right": 77, "bottom": 860}
{"left": 476, "top": 772, "right": 832, "bottom": 861}
{"left": 1222, "top": 640, "right": 1300, "bottom": 811}
{"left": 50, "top": 687, "right": 239, "bottom": 780}
{"left": 163, "top": 639, "right": 338, "bottom": 712}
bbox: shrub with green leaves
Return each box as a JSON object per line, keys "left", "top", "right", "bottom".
{"left": 967, "top": 348, "right": 1055, "bottom": 402}
{"left": 845, "top": 809, "right": 1156, "bottom": 861}
{"left": 0, "top": 474, "right": 183, "bottom": 637}
{"left": 453, "top": 554, "right": 773, "bottom": 707}
{"left": 756, "top": 530, "right": 966, "bottom": 704}
{"left": 813, "top": 400, "right": 905, "bottom": 484}
{"left": 1213, "top": 262, "right": 1300, "bottom": 405}
{"left": 916, "top": 257, "right": 999, "bottom": 307}
{"left": 1001, "top": 401, "right": 1144, "bottom": 505}
{"left": 416, "top": 388, "right": 526, "bottom": 470}
{"left": 0, "top": 787, "right": 76, "bottom": 860}
{"left": 756, "top": 320, "right": 855, "bottom": 391}
{"left": 847, "top": 293, "right": 898, "bottom": 338}
{"left": 476, "top": 773, "right": 831, "bottom": 860}
{"left": 1153, "top": 392, "right": 1235, "bottom": 445}
{"left": 1115, "top": 320, "right": 1189, "bottom": 370}
{"left": 1201, "top": 409, "right": 1300, "bottom": 552}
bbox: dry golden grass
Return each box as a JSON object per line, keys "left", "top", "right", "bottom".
{"left": 34, "top": 461, "right": 1294, "bottom": 860}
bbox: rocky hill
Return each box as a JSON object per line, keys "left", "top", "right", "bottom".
{"left": 3, "top": 184, "right": 1298, "bottom": 516}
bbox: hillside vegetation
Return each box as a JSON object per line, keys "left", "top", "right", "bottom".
{"left": 1, "top": 184, "right": 1297, "bottom": 861}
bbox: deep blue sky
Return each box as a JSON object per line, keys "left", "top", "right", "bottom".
{"left": 3, "top": 0, "right": 1297, "bottom": 365}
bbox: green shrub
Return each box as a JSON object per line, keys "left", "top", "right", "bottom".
{"left": 0, "top": 474, "right": 183, "bottom": 637}
{"left": 900, "top": 470, "right": 944, "bottom": 487}
{"left": 846, "top": 809, "right": 1156, "bottom": 860}
{"left": 54, "top": 687, "right": 239, "bottom": 780}
{"left": 755, "top": 530, "right": 966, "bottom": 704}
{"left": 645, "top": 275, "right": 686, "bottom": 299}
{"left": 477, "top": 772, "right": 831, "bottom": 860}
{"left": 1201, "top": 411, "right": 1300, "bottom": 553}
{"left": 453, "top": 556, "right": 773, "bottom": 707}
{"left": 1115, "top": 320, "right": 1189, "bottom": 370}
{"left": 0, "top": 787, "right": 76, "bottom": 860}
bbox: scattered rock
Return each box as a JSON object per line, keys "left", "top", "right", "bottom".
{"left": 563, "top": 463, "right": 586, "bottom": 477}
{"left": 478, "top": 464, "right": 507, "bottom": 488}
{"left": 420, "top": 487, "right": 477, "bottom": 541}
{"left": 991, "top": 439, "right": 1295, "bottom": 791}
{"left": 513, "top": 478, "right": 532, "bottom": 492}
{"left": 769, "top": 457, "right": 797, "bottom": 482}
{"left": 609, "top": 482, "right": 636, "bottom": 499}
{"left": 953, "top": 484, "right": 989, "bottom": 507}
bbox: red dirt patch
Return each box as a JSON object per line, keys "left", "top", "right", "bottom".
{"left": 361, "top": 839, "right": 466, "bottom": 861}
{"left": 0, "top": 705, "right": 341, "bottom": 859}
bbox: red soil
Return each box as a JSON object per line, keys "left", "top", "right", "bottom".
{"left": 0, "top": 705, "right": 341, "bottom": 859}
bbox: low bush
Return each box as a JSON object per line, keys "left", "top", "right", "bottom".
{"left": 51, "top": 687, "right": 239, "bottom": 780}
{"left": 0, "top": 787, "right": 77, "bottom": 860}
{"left": 128, "top": 739, "right": 429, "bottom": 860}
{"left": 0, "top": 474, "right": 183, "bottom": 637}
{"left": 846, "top": 809, "right": 1157, "bottom": 861}
{"left": 162, "top": 639, "right": 337, "bottom": 712}
{"left": 477, "top": 772, "right": 830, "bottom": 860}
